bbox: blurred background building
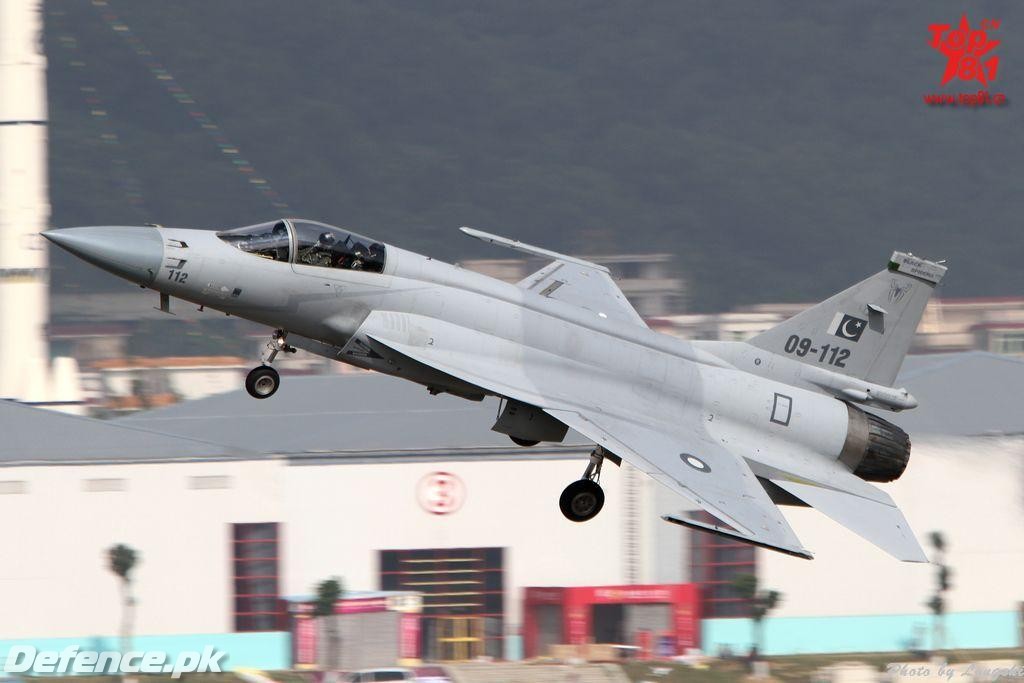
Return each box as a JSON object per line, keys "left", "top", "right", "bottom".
{"left": 2, "top": 358, "right": 1022, "bottom": 668}
{"left": 657, "top": 297, "right": 1024, "bottom": 355}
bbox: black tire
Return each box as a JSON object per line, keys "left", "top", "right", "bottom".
{"left": 245, "top": 365, "right": 280, "bottom": 399}
{"left": 559, "top": 479, "right": 605, "bottom": 522}
{"left": 510, "top": 436, "right": 540, "bottom": 447}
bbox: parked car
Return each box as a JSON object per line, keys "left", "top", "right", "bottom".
{"left": 343, "top": 666, "right": 450, "bottom": 683}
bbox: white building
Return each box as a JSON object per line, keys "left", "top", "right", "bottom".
{"left": 0, "top": 354, "right": 1022, "bottom": 667}
{"left": 658, "top": 297, "right": 1024, "bottom": 357}
{"left": 0, "top": 0, "right": 82, "bottom": 412}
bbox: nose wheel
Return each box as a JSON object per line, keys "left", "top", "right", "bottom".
{"left": 246, "top": 365, "right": 280, "bottom": 399}
{"left": 559, "top": 447, "right": 616, "bottom": 522}
{"left": 245, "top": 329, "right": 294, "bottom": 400}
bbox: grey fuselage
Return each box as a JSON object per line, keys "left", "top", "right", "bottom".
{"left": 99, "top": 224, "right": 866, "bottom": 471}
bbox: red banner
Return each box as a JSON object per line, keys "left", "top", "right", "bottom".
{"left": 399, "top": 613, "right": 421, "bottom": 660}
{"left": 523, "top": 583, "right": 700, "bottom": 658}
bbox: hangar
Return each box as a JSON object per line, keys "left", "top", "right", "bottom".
{"left": 1, "top": 353, "right": 1022, "bottom": 664}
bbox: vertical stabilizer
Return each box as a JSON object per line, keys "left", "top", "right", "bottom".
{"left": 749, "top": 252, "right": 946, "bottom": 386}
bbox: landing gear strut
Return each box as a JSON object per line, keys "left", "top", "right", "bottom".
{"left": 245, "top": 329, "right": 295, "bottom": 400}
{"left": 559, "top": 447, "right": 617, "bottom": 522}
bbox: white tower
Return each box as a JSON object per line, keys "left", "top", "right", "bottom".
{"left": 0, "top": 0, "right": 81, "bottom": 410}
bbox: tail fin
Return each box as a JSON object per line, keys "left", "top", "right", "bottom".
{"left": 749, "top": 252, "right": 946, "bottom": 386}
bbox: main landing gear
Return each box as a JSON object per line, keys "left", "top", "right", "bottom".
{"left": 245, "top": 329, "right": 295, "bottom": 400}
{"left": 559, "top": 447, "right": 620, "bottom": 522}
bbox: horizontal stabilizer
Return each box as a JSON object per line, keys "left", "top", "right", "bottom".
{"left": 770, "top": 478, "right": 928, "bottom": 562}
{"left": 663, "top": 514, "right": 813, "bottom": 560}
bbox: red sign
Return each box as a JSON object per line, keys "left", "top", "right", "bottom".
{"left": 293, "top": 616, "right": 317, "bottom": 666}
{"left": 523, "top": 583, "right": 701, "bottom": 659}
{"left": 337, "top": 597, "right": 388, "bottom": 614}
{"left": 924, "top": 16, "right": 1007, "bottom": 107}
{"left": 417, "top": 471, "right": 465, "bottom": 515}
{"left": 399, "top": 613, "right": 421, "bottom": 660}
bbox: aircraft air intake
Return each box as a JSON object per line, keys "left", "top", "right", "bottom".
{"left": 839, "top": 404, "right": 911, "bottom": 483}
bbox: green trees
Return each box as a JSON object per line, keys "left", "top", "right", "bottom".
{"left": 313, "top": 577, "right": 344, "bottom": 670}
{"left": 106, "top": 544, "right": 139, "bottom": 655}
{"left": 926, "top": 531, "right": 953, "bottom": 651}
{"left": 732, "top": 573, "right": 781, "bottom": 659}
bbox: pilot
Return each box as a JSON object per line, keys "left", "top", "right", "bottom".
{"left": 272, "top": 222, "right": 289, "bottom": 261}
{"left": 300, "top": 231, "right": 336, "bottom": 266}
{"left": 366, "top": 243, "right": 384, "bottom": 272}
{"left": 348, "top": 242, "right": 368, "bottom": 270}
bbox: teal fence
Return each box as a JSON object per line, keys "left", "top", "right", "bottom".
{"left": 703, "top": 611, "right": 1019, "bottom": 656}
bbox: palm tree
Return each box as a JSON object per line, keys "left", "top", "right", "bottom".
{"left": 107, "top": 544, "right": 139, "bottom": 655}
{"left": 926, "top": 531, "right": 953, "bottom": 651}
{"left": 313, "top": 577, "right": 344, "bottom": 670}
{"left": 732, "top": 573, "right": 781, "bottom": 661}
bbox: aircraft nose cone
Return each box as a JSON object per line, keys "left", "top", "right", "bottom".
{"left": 43, "top": 226, "right": 163, "bottom": 286}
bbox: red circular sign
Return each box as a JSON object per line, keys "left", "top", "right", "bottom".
{"left": 417, "top": 471, "right": 465, "bottom": 515}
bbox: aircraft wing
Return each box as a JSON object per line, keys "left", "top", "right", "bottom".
{"left": 358, "top": 310, "right": 925, "bottom": 561}
{"left": 461, "top": 227, "right": 647, "bottom": 328}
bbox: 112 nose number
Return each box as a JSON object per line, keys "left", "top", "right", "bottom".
{"left": 783, "top": 335, "right": 850, "bottom": 368}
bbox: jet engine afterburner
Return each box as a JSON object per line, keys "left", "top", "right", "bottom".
{"left": 840, "top": 404, "right": 911, "bottom": 483}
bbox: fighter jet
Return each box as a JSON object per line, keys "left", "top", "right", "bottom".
{"left": 44, "top": 220, "right": 946, "bottom": 561}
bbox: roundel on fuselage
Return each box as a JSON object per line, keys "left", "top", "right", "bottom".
{"left": 680, "top": 453, "right": 711, "bottom": 473}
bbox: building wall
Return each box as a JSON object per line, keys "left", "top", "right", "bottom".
{"left": 1, "top": 436, "right": 1020, "bottom": 659}
{"left": 704, "top": 610, "right": 1019, "bottom": 656}
{"left": 0, "top": 459, "right": 284, "bottom": 639}
{"left": 279, "top": 457, "right": 627, "bottom": 633}
{"left": 0, "top": 454, "right": 628, "bottom": 649}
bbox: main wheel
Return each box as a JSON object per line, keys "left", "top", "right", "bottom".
{"left": 510, "top": 436, "right": 540, "bottom": 447}
{"left": 559, "top": 479, "right": 605, "bottom": 522}
{"left": 245, "top": 365, "right": 280, "bottom": 399}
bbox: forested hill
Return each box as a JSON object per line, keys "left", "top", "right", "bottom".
{"left": 46, "top": 1, "right": 1024, "bottom": 311}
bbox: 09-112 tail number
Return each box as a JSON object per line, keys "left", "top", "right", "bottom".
{"left": 783, "top": 335, "right": 849, "bottom": 368}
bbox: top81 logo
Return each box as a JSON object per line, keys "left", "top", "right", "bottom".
{"left": 928, "top": 16, "right": 1000, "bottom": 86}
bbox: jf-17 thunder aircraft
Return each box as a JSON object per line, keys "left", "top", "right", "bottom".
{"left": 44, "top": 219, "right": 947, "bottom": 561}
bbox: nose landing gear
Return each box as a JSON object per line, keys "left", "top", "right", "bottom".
{"left": 245, "top": 329, "right": 295, "bottom": 400}
{"left": 246, "top": 365, "right": 280, "bottom": 399}
{"left": 559, "top": 447, "right": 618, "bottom": 522}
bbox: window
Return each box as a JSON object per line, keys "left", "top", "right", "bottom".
{"left": 83, "top": 478, "right": 126, "bottom": 492}
{"left": 990, "top": 330, "right": 1024, "bottom": 355}
{"left": 187, "top": 475, "right": 231, "bottom": 490}
{"left": 688, "top": 513, "right": 756, "bottom": 618}
{"left": 232, "top": 522, "right": 282, "bottom": 631}
{"left": 380, "top": 547, "right": 504, "bottom": 661}
{"left": 292, "top": 220, "right": 386, "bottom": 273}
{"left": 217, "top": 221, "right": 291, "bottom": 262}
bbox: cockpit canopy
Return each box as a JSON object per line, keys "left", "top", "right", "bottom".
{"left": 216, "top": 219, "right": 386, "bottom": 274}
